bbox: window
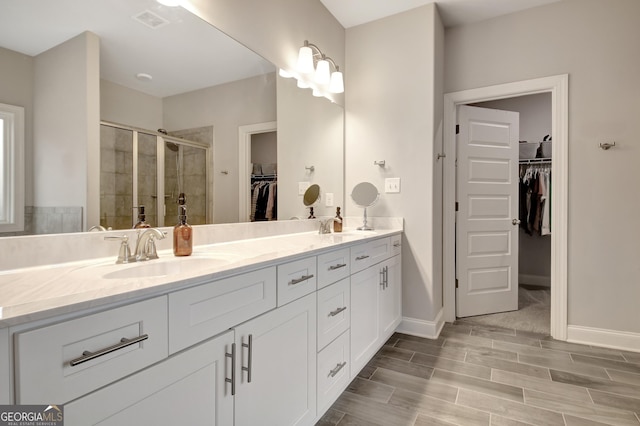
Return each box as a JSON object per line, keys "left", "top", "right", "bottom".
{"left": 0, "top": 103, "right": 25, "bottom": 232}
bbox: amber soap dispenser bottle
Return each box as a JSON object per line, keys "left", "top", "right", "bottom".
{"left": 173, "top": 193, "right": 192, "bottom": 256}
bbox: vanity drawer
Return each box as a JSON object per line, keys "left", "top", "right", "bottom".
{"left": 14, "top": 296, "right": 168, "bottom": 404}
{"left": 277, "top": 256, "right": 317, "bottom": 306}
{"left": 350, "top": 237, "right": 392, "bottom": 273}
{"left": 391, "top": 234, "right": 402, "bottom": 257}
{"left": 317, "top": 247, "right": 350, "bottom": 290}
{"left": 317, "top": 330, "right": 350, "bottom": 413}
{"left": 169, "top": 267, "right": 276, "bottom": 353}
{"left": 317, "top": 278, "right": 350, "bottom": 351}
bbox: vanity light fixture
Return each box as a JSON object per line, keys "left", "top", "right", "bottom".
{"left": 295, "top": 40, "right": 344, "bottom": 94}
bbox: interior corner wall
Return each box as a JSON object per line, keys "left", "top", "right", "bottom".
{"left": 185, "top": 0, "right": 344, "bottom": 106}
{"left": 445, "top": 0, "right": 640, "bottom": 333}
{"left": 0, "top": 47, "right": 34, "bottom": 207}
{"left": 345, "top": 4, "right": 443, "bottom": 324}
{"left": 33, "top": 32, "right": 100, "bottom": 230}
{"left": 100, "top": 80, "right": 163, "bottom": 131}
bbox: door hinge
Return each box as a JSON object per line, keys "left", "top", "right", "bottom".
{"left": 455, "top": 124, "right": 460, "bottom": 135}
{"left": 455, "top": 202, "right": 459, "bottom": 212}
{"left": 455, "top": 278, "right": 459, "bottom": 289}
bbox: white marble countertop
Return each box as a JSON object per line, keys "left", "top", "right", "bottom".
{"left": 0, "top": 228, "right": 401, "bottom": 328}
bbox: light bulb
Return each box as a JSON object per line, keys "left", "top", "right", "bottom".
{"left": 279, "top": 69, "right": 293, "bottom": 78}
{"left": 297, "top": 46, "right": 314, "bottom": 74}
{"left": 329, "top": 71, "right": 344, "bottom": 93}
{"left": 314, "top": 59, "right": 330, "bottom": 85}
{"left": 312, "top": 87, "right": 323, "bottom": 97}
{"left": 297, "top": 78, "right": 310, "bottom": 89}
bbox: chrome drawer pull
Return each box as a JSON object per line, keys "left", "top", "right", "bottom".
{"left": 69, "top": 334, "right": 149, "bottom": 367}
{"left": 328, "top": 263, "right": 347, "bottom": 271}
{"left": 328, "top": 361, "right": 347, "bottom": 378}
{"left": 225, "top": 343, "right": 236, "bottom": 395}
{"left": 289, "top": 274, "right": 314, "bottom": 286}
{"left": 355, "top": 255, "right": 370, "bottom": 261}
{"left": 393, "top": 242, "right": 401, "bottom": 248}
{"left": 328, "top": 306, "right": 347, "bottom": 317}
{"left": 242, "top": 334, "right": 253, "bottom": 383}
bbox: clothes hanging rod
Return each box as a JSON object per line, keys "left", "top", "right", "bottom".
{"left": 519, "top": 158, "right": 552, "bottom": 164}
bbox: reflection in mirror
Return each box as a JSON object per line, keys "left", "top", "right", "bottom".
{"left": 351, "top": 182, "right": 380, "bottom": 231}
{"left": 277, "top": 76, "right": 344, "bottom": 220}
{"left": 303, "top": 184, "right": 321, "bottom": 219}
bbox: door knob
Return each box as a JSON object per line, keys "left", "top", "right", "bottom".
{"left": 512, "top": 219, "right": 521, "bottom": 225}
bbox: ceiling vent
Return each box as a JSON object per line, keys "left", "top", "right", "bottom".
{"left": 133, "top": 10, "right": 170, "bottom": 29}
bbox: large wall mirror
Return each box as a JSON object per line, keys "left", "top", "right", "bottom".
{"left": 0, "top": 0, "right": 344, "bottom": 236}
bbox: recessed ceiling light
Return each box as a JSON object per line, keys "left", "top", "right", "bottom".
{"left": 136, "top": 73, "right": 153, "bottom": 82}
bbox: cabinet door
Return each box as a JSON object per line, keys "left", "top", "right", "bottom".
{"left": 234, "top": 293, "right": 317, "bottom": 426}
{"left": 379, "top": 255, "right": 402, "bottom": 340}
{"left": 349, "top": 266, "right": 380, "bottom": 377}
{"left": 65, "top": 330, "right": 234, "bottom": 426}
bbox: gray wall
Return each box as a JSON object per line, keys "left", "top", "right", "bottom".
{"left": 446, "top": 0, "right": 640, "bottom": 333}
{"left": 345, "top": 4, "right": 445, "bottom": 324}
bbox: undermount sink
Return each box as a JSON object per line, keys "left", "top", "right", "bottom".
{"left": 103, "top": 257, "right": 229, "bottom": 279}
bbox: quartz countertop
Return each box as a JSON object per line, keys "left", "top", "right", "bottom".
{"left": 0, "top": 228, "right": 401, "bottom": 327}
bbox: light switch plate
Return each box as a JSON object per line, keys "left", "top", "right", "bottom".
{"left": 325, "top": 193, "right": 334, "bottom": 207}
{"left": 385, "top": 178, "right": 401, "bottom": 193}
{"left": 298, "top": 181, "right": 310, "bottom": 195}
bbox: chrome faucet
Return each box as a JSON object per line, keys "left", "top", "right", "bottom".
{"left": 134, "top": 228, "right": 166, "bottom": 261}
{"left": 318, "top": 218, "right": 333, "bottom": 234}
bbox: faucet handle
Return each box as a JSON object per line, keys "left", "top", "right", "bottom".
{"left": 145, "top": 235, "right": 160, "bottom": 260}
{"left": 104, "top": 235, "right": 133, "bottom": 264}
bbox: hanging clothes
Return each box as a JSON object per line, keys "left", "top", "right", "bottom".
{"left": 250, "top": 176, "right": 277, "bottom": 221}
{"left": 519, "top": 162, "right": 551, "bottom": 236}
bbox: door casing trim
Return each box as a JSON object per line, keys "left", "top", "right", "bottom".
{"left": 442, "top": 75, "right": 569, "bottom": 340}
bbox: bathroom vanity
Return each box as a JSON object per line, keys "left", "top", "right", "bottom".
{"left": 0, "top": 223, "right": 402, "bottom": 425}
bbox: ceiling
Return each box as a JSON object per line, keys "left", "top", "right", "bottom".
{"left": 0, "top": 0, "right": 274, "bottom": 98}
{"left": 320, "top": 0, "right": 564, "bottom": 28}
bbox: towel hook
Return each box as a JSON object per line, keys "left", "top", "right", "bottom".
{"left": 374, "top": 160, "right": 386, "bottom": 167}
{"left": 599, "top": 142, "right": 616, "bottom": 150}
{"left": 305, "top": 165, "right": 315, "bottom": 172}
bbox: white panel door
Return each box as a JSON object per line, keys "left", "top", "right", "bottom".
{"left": 456, "top": 105, "right": 519, "bottom": 317}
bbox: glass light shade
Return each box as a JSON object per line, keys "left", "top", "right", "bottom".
{"left": 329, "top": 71, "right": 344, "bottom": 93}
{"left": 314, "top": 59, "right": 331, "bottom": 85}
{"left": 297, "top": 78, "right": 310, "bottom": 89}
{"left": 312, "top": 87, "right": 323, "bottom": 97}
{"left": 297, "top": 46, "right": 314, "bottom": 74}
{"left": 279, "top": 69, "right": 293, "bottom": 78}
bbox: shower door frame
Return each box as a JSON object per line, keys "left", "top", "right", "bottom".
{"left": 100, "top": 121, "right": 211, "bottom": 228}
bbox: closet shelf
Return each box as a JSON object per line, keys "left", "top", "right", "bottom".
{"left": 519, "top": 158, "right": 551, "bottom": 164}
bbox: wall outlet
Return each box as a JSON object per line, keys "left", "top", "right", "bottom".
{"left": 298, "top": 181, "right": 310, "bottom": 195}
{"left": 325, "top": 192, "right": 334, "bottom": 207}
{"left": 385, "top": 177, "right": 401, "bottom": 193}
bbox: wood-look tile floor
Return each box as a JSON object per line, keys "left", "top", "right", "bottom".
{"left": 317, "top": 322, "right": 640, "bottom": 426}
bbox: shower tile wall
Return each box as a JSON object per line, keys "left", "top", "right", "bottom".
{"left": 100, "top": 125, "right": 133, "bottom": 230}
{"left": 137, "top": 132, "right": 157, "bottom": 227}
{"left": 167, "top": 126, "right": 212, "bottom": 225}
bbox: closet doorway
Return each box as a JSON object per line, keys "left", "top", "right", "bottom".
{"left": 456, "top": 95, "right": 552, "bottom": 334}
{"left": 238, "top": 121, "right": 277, "bottom": 222}
{"left": 442, "top": 75, "right": 569, "bottom": 341}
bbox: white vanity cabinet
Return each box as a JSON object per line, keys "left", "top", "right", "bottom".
{"left": 65, "top": 330, "right": 234, "bottom": 426}
{"left": 349, "top": 236, "right": 402, "bottom": 377}
{"left": 6, "top": 231, "right": 402, "bottom": 426}
{"left": 14, "top": 296, "right": 168, "bottom": 405}
{"left": 234, "top": 292, "right": 317, "bottom": 426}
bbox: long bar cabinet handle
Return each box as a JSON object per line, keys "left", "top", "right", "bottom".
{"left": 69, "top": 334, "right": 149, "bottom": 367}
{"left": 328, "top": 263, "right": 347, "bottom": 271}
{"left": 289, "top": 274, "right": 314, "bottom": 286}
{"left": 328, "top": 361, "right": 347, "bottom": 378}
{"left": 329, "top": 306, "right": 347, "bottom": 317}
{"left": 355, "top": 255, "right": 370, "bottom": 261}
{"left": 225, "top": 343, "right": 236, "bottom": 395}
{"left": 242, "top": 334, "right": 253, "bottom": 383}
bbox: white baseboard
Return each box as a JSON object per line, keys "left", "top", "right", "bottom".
{"left": 396, "top": 309, "right": 445, "bottom": 340}
{"left": 567, "top": 325, "right": 640, "bottom": 353}
{"left": 519, "top": 273, "right": 551, "bottom": 287}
